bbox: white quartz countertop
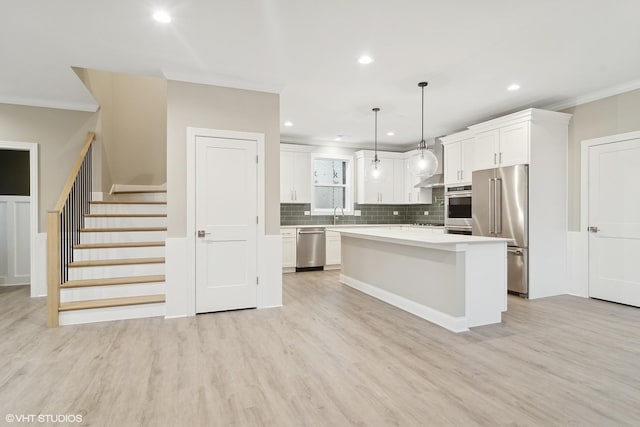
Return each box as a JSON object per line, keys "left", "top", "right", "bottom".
{"left": 281, "top": 224, "right": 445, "bottom": 229}
{"left": 327, "top": 227, "right": 508, "bottom": 252}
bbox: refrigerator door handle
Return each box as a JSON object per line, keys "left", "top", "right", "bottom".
{"left": 494, "top": 177, "right": 502, "bottom": 235}
{"left": 489, "top": 178, "right": 495, "bottom": 234}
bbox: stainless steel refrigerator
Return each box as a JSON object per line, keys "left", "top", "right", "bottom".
{"left": 472, "top": 164, "right": 528, "bottom": 295}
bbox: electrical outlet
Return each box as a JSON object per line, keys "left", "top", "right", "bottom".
{"left": 304, "top": 211, "right": 310, "bottom": 216}
{"left": 424, "top": 211, "right": 429, "bottom": 216}
{"left": 354, "top": 210, "right": 361, "bottom": 216}
{"left": 393, "top": 211, "right": 399, "bottom": 215}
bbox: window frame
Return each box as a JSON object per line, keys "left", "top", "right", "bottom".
{"left": 310, "top": 153, "right": 354, "bottom": 215}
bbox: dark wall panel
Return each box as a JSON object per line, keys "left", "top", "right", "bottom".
{"left": 0, "top": 150, "right": 30, "bottom": 196}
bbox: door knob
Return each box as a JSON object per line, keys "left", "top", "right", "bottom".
{"left": 197, "top": 230, "right": 210, "bottom": 238}
{"left": 588, "top": 226, "right": 599, "bottom": 233}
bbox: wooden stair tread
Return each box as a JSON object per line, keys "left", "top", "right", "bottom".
{"left": 68, "top": 257, "right": 165, "bottom": 268}
{"left": 84, "top": 214, "right": 167, "bottom": 218}
{"left": 74, "top": 241, "right": 165, "bottom": 249}
{"left": 80, "top": 227, "right": 167, "bottom": 232}
{"left": 112, "top": 190, "right": 167, "bottom": 194}
{"left": 61, "top": 275, "right": 166, "bottom": 288}
{"left": 59, "top": 294, "right": 165, "bottom": 311}
{"left": 90, "top": 201, "right": 166, "bottom": 205}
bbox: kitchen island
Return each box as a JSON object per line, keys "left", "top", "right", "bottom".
{"left": 328, "top": 227, "right": 508, "bottom": 332}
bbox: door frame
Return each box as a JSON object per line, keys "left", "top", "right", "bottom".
{"left": 185, "top": 127, "right": 265, "bottom": 316}
{"left": 580, "top": 130, "right": 640, "bottom": 298}
{"left": 0, "top": 141, "right": 39, "bottom": 296}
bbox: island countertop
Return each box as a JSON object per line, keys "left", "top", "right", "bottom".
{"left": 327, "top": 227, "right": 508, "bottom": 252}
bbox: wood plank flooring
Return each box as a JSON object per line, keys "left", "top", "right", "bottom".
{"left": 1, "top": 271, "right": 639, "bottom": 426}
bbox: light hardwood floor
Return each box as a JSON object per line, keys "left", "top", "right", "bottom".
{"left": 1, "top": 271, "right": 639, "bottom": 426}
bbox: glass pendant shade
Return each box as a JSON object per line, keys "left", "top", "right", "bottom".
{"left": 367, "top": 107, "right": 384, "bottom": 183}
{"left": 367, "top": 157, "right": 384, "bottom": 183}
{"left": 407, "top": 147, "right": 438, "bottom": 178}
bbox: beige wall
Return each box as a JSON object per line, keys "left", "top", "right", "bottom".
{"left": 75, "top": 68, "right": 167, "bottom": 192}
{"left": 563, "top": 88, "right": 640, "bottom": 231}
{"left": 166, "top": 81, "right": 280, "bottom": 237}
{"left": 0, "top": 104, "right": 98, "bottom": 231}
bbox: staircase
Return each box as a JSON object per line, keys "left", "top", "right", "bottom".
{"left": 57, "top": 188, "right": 167, "bottom": 326}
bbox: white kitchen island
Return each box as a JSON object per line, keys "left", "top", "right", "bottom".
{"left": 328, "top": 227, "right": 508, "bottom": 333}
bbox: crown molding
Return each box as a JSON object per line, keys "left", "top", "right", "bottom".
{"left": 543, "top": 78, "right": 640, "bottom": 111}
{"left": 0, "top": 96, "right": 98, "bottom": 112}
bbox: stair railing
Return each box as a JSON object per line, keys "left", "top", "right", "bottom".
{"left": 47, "top": 132, "right": 95, "bottom": 327}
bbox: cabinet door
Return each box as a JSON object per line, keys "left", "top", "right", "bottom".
{"left": 325, "top": 231, "right": 341, "bottom": 265}
{"left": 393, "top": 159, "right": 405, "bottom": 203}
{"left": 474, "top": 130, "right": 499, "bottom": 171}
{"left": 377, "top": 157, "right": 395, "bottom": 203}
{"left": 444, "top": 142, "right": 461, "bottom": 184}
{"left": 293, "top": 152, "right": 311, "bottom": 203}
{"left": 499, "top": 122, "right": 529, "bottom": 166}
{"left": 280, "top": 152, "right": 293, "bottom": 202}
{"left": 281, "top": 228, "right": 297, "bottom": 268}
{"left": 460, "top": 138, "right": 475, "bottom": 183}
{"left": 357, "top": 155, "right": 383, "bottom": 204}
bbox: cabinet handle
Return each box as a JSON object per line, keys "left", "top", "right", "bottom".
{"left": 494, "top": 153, "right": 497, "bottom": 165}
{"left": 499, "top": 152, "right": 503, "bottom": 164}
{"left": 294, "top": 190, "right": 297, "bottom": 201}
{"left": 460, "top": 170, "right": 463, "bottom": 180}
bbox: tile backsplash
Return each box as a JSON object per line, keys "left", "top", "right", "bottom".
{"left": 281, "top": 188, "right": 444, "bottom": 226}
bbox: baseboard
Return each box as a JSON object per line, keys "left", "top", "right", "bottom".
{"left": 340, "top": 274, "right": 469, "bottom": 333}
{"left": 59, "top": 302, "right": 165, "bottom": 326}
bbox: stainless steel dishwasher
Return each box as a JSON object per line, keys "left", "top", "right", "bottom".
{"left": 296, "top": 227, "right": 326, "bottom": 271}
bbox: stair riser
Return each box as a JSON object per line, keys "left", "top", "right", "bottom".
{"left": 59, "top": 303, "right": 165, "bottom": 326}
{"left": 60, "top": 282, "right": 166, "bottom": 303}
{"left": 68, "top": 263, "right": 165, "bottom": 280}
{"left": 84, "top": 217, "right": 167, "bottom": 228}
{"left": 80, "top": 231, "right": 166, "bottom": 244}
{"left": 73, "top": 246, "right": 165, "bottom": 261}
{"left": 107, "top": 193, "right": 167, "bottom": 202}
{"left": 90, "top": 204, "right": 167, "bottom": 215}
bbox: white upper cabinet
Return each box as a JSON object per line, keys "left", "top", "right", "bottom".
{"left": 403, "top": 160, "right": 433, "bottom": 204}
{"left": 471, "top": 119, "right": 530, "bottom": 171}
{"left": 280, "top": 151, "right": 311, "bottom": 203}
{"left": 442, "top": 131, "right": 475, "bottom": 185}
{"left": 355, "top": 151, "right": 409, "bottom": 204}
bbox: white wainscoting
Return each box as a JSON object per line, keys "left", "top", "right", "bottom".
{"left": 0, "top": 196, "right": 30, "bottom": 286}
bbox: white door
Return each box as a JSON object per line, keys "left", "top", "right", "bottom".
{"left": 195, "top": 136, "right": 257, "bottom": 313}
{"left": 474, "top": 129, "right": 499, "bottom": 170}
{"left": 292, "top": 152, "right": 311, "bottom": 203}
{"left": 588, "top": 138, "right": 640, "bottom": 307}
{"left": 460, "top": 138, "right": 475, "bottom": 183}
{"left": 280, "top": 151, "right": 293, "bottom": 202}
{"left": 444, "top": 142, "right": 461, "bottom": 184}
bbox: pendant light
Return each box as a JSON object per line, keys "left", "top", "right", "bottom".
{"left": 407, "top": 81, "right": 438, "bottom": 177}
{"left": 367, "top": 107, "right": 384, "bottom": 183}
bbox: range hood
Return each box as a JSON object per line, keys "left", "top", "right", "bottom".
{"left": 413, "top": 137, "right": 444, "bottom": 188}
{"left": 414, "top": 173, "right": 444, "bottom": 188}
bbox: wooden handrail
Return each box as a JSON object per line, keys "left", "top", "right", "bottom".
{"left": 47, "top": 131, "right": 95, "bottom": 327}
{"left": 53, "top": 132, "right": 95, "bottom": 212}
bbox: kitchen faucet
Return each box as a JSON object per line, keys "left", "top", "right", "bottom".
{"left": 333, "top": 207, "right": 345, "bottom": 225}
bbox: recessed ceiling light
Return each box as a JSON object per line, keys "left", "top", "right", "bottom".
{"left": 335, "top": 135, "right": 344, "bottom": 141}
{"left": 507, "top": 83, "right": 521, "bottom": 91}
{"left": 358, "top": 55, "right": 374, "bottom": 65}
{"left": 284, "top": 121, "right": 293, "bottom": 127}
{"left": 153, "top": 11, "right": 172, "bottom": 23}
{"left": 387, "top": 132, "right": 395, "bottom": 136}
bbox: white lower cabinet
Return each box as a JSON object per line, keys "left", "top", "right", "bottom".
{"left": 325, "top": 230, "right": 341, "bottom": 268}
{"left": 281, "top": 228, "right": 296, "bottom": 270}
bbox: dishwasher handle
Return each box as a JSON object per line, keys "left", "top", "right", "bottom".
{"left": 298, "top": 230, "right": 325, "bottom": 235}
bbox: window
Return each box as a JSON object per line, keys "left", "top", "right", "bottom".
{"left": 311, "top": 154, "right": 353, "bottom": 215}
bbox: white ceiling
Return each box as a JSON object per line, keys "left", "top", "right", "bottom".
{"left": 2, "top": 0, "right": 640, "bottom": 150}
